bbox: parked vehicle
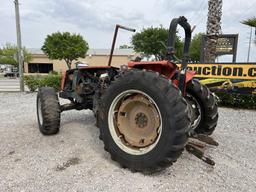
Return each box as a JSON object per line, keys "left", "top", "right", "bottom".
{"left": 0, "top": 64, "right": 7, "bottom": 72}
{"left": 3, "top": 65, "right": 18, "bottom": 77}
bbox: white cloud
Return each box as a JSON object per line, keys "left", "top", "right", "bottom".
{"left": 0, "top": 0, "right": 255, "bottom": 61}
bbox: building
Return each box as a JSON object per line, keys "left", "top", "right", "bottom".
{"left": 25, "top": 48, "right": 137, "bottom": 73}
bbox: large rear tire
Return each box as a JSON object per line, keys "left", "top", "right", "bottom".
{"left": 186, "top": 79, "right": 218, "bottom": 135}
{"left": 37, "top": 87, "right": 61, "bottom": 135}
{"left": 98, "top": 70, "right": 190, "bottom": 171}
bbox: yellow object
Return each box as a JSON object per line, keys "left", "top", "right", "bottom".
{"left": 177, "top": 63, "right": 256, "bottom": 80}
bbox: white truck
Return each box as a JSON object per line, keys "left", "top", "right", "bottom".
{"left": 3, "top": 65, "right": 18, "bottom": 77}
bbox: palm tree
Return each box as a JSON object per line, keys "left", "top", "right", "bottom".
{"left": 241, "top": 17, "right": 256, "bottom": 62}
{"left": 204, "top": 0, "right": 222, "bottom": 63}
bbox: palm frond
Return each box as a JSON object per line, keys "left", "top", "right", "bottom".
{"left": 241, "top": 17, "right": 256, "bottom": 27}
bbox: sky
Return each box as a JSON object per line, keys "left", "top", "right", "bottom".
{"left": 0, "top": 0, "right": 256, "bottom": 62}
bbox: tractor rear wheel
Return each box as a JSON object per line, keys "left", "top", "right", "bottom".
{"left": 98, "top": 70, "right": 190, "bottom": 171}
{"left": 37, "top": 87, "right": 61, "bottom": 135}
{"left": 186, "top": 79, "right": 218, "bottom": 135}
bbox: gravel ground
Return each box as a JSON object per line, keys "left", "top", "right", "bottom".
{"left": 0, "top": 92, "right": 256, "bottom": 192}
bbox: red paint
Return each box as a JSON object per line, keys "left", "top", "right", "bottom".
{"left": 185, "top": 70, "right": 196, "bottom": 83}
{"left": 128, "top": 60, "right": 177, "bottom": 79}
{"left": 128, "top": 60, "right": 196, "bottom": 86}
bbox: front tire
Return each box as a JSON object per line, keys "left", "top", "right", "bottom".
{"left": 98, "top": 70, "right": 190, "bottom": 171}
{"left": 186, "top": 79, "right": 218, "bottom": 135}
{"left": 37, "top": 87, "right": 61, "bottom": 135}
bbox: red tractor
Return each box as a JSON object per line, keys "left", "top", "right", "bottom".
{"left": 37, "top": 16, "right": 218, "bottom": 171}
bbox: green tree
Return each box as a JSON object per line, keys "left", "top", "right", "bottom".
{"left": 131, "top": 27, "right": 183, "bottom": 60}
{"left": 42, "top": 32, "right": 89, "bottom": 69}
{"left": 119, "top": 44, "right": 133, "bottom": 49}
{"left": 189, "top": 33, "right": 203, "bottom": 62}
{"left": 0, "top": 43, "right": 32, "bottom": 66}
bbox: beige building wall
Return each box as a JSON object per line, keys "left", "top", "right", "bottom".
{"left": 24, "top": 53, "right": 136, "bottom": 73}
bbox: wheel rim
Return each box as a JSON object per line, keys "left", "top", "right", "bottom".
{"left": 108, "top": 90, "right": 162, "bottom": 155}
{"left": 37, "top": 97, "right": 43, "bottom": 126}
{"left": 186, "top": 93, "right": 202, "bottom": 130}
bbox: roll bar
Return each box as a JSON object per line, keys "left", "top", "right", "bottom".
{"left": 166, "top": 16, "right": 192, "bottom": 94}
{"left": 166, "top": 16, "right": 192, "bottom": 65}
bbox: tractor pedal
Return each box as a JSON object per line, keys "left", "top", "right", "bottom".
{"left": 186, "top": 144, "right": 215, "bottom": 166}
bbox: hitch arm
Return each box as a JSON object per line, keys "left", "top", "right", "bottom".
{"left": 186, "top": 133, "right": 219, "bottom": 166}
{"left": 186, "top": 144, "right": 215, "bottom": 166}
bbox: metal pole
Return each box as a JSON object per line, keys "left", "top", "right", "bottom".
{"left": 14, "top": 0, "right": 24, "bottom": 92}
{"left": 108, "top": 25, "right": 119, "bottom": 66}
{"left": 108, "top": 24, "right": 135, "bottom": 66}
{"left": 247, "top": 27, "right": 252, "bottom": 62}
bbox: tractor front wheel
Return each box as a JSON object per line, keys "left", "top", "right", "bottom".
{"left": 37, "top": 87, "right": 61, "bottom": 135}
{"left": 186, "top": 79, "right": 218, "bottom": 135}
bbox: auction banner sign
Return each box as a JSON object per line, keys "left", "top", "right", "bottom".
{"left": 178, "top": 63, "right": 256, "bottom": 95}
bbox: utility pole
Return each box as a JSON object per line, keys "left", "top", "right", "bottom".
{"left": 14, "top": 0, "right": 24, "bottom": 92}
{"left": 247, "top": 27, "right": 252, "bottom": 62}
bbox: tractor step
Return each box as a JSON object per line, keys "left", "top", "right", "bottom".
{"left": 186, "top": 134, "right": 218, "bottom": 166}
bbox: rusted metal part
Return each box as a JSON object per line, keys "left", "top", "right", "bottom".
{"left": 186, "top": 143, "right": 215, "bottom": 166}
{"left": 186, "top": 133, "right": 218, "bottom": 166}
{"left": 60, "top": 101, "right": 89, "bottom": 112}
{"left": 60, "top": 103, "right": 78, "bottom": 112}
{"left": 108, "top": 25, "right": 136, "bottom": 67}
{"left": 135, "top": 112, "right": 148, "bottom": 128}
{"left": 187, "top": 138, "right": 206, "bottom": 149}
{"left": 191, "top": 134, "right": 219, "bottom": 146}
{"left": 116, "top": 95, "right": 160, "bottom": 147}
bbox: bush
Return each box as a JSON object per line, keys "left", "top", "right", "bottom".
{"left": 24, "top": 75, "right": 39, "bottom": 92}
{"left": 24, "top": 74, "right": 61, "bottom": 92}
{"left": 215, "top": 92, "right": 256, "bottom": 110}
{"left": 38, "top": 75, "right": 61, "bottom": 90}
{"left": 49, "top": 70, "right": 59, "bottom": 75}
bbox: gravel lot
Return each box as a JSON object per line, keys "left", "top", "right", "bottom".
{"left": 0, "top": 92, "right": 256, "bottom": 192}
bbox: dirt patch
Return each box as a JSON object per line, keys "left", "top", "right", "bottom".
{"left": 8, "top": 151, "right": 15, "bottom": 155}
{"left": 55, "top": 157, "right": 81, "bottom": 171}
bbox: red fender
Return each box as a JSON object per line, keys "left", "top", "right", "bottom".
{"left": 128, "top": 60, "right": 177, "bottom": 79}
{"left": 128, "top": 61, "right": 196, "bottom": 89}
